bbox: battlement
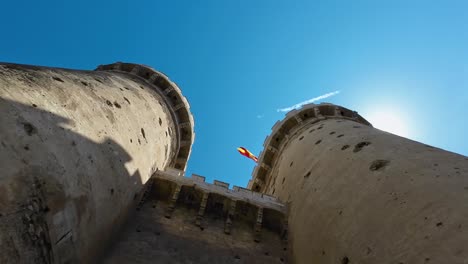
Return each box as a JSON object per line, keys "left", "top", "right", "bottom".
{"left": 153, "top": 169, "right": 284, "bottom": 211}
{"left": 96, "top": 62, "right": 195, "bottom": 171}
{"left": 143, "top": 169, "right": 287, "bottom": 242}
{"left": 104, "top": 169, "right": 290, "bottom": 263}
{"left": 250, "top": 102, "right": 372, "bottom": 192}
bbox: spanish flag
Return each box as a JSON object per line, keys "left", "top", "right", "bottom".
{"left": 237, "top": 147, "right": 258, "bottom": 163}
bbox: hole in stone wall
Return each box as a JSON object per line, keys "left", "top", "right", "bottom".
{"left": 110, "top": 189, "right": 114, "bottom": 195}
{"left": 304, "top": 171, "right": 311, "bottom": 178}
{"left": 32, "top": 104, "right": 37, "bottom": 107}
{"left": 369, "top": 160, "right": 389, "bottom": 171}
{"left": 94, "top": 78, "right": 103, "bottom": 83}
{"left": 282, "top": 178, "right": 285, "bottom": 184}
{"left": 124, "top": 97, "right": 130, "bottom": 104}
{"left": 53, "top": 77, "right": 64, "bottom": 82}
{"left": 342, "top": 256, "right": 349, "bottom": 264}
{"left": 22, "top": 122, "right": 37, "bottom": 136}
{"left": 81, "top": 81, "right": 88, "bottom": 86}
{"left": 290, "top": 162, "right": 293, "bottom": 167}
{"left": 341, "top": 145, "right": 349, "bottom": 150}
{"left": 309, "top": 129, "right": 315, "bottom": 133}
{"left": 337, "top": 134, "right": 344, "bottom": 138}
{"left": 315, "top": 140, "right": 322, "bottom": 145}
{"left": 354, "top": 141, "right": 371, "bottom": 152}
{"left": 113, "top": 102, "right": 121, "bottom": 108}
{"left": 159, "top": 118, "right": 162, "bottom": 126}
{"left": 299, "top": 136, "right": 304, "bottom": 141}
{"left": 329, "top": 131, "right": 336, "bottom": 135}
{"left": 105, "top": 100, "right": 113, "bottom": 107}
{"left": 141, "top": 128, "right": 146, "bottom": 139}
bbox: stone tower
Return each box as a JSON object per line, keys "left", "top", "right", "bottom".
{"left": 1, "top": 62, "right": 467, "bottom": 264}
{"left": 249, "top": 103, "right": 468, "bottom": 264}
{"left": 0, "top": 62, "right": 195, "bottom": 263}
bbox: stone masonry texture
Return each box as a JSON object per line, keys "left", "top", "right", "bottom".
{"left": 1, "top": 62, "right": 468, "bottom": 264}
{"left": 0, "top": 62, "right": 194, "bottom": 263}
{"left": 250, "top": 103, "right": 468, "bottom": 264}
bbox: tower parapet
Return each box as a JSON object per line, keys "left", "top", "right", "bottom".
{"left": 96, "top": 62, "right": 195, "bottom": 171}
{"left": 250, "top": 103, "right": 371, "bottom": 192}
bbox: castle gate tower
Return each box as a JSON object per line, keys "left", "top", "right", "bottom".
{"left": 250, "top": 103, "right": 468, "bottom": 264}
{"left": 0, "top": 62, "right": 194, "bottom": 263}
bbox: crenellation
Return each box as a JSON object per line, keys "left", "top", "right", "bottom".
{"left": 213, "top": 180, "right": 229, "bottom": 189}
{"left": 191, "top": 173, "right": 206, "bottom": 182}
{"left": 154, "top": 170, "right": 285, "bottom": 213}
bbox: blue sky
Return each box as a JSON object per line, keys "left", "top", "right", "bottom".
{"left": 1, "top": 0, "right": 467, "bottom": 187}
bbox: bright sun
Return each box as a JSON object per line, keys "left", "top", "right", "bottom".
{"left": 365, "top": 110, "right": 410, "bottom": 138}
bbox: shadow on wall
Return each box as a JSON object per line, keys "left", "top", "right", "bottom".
{"left": 0, "top": 97, "right": 143, "bottom": 263}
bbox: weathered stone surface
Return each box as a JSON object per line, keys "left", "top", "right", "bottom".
{"left": 0, "top": 62, "right": 193, "bottom": 263}
{"left": 102, "top": 170, "right": 288, "bottom": 263}
{"left": 3, "top": 61, "right": 468, "bottom": 264}
{"left": 251, "top": 103, "right": 468, "bottom": 264}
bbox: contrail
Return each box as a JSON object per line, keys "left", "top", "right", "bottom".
{"left": 277, "top": 90, "right": 340, "bottom": 112}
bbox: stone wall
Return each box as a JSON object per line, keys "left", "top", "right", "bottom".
{"left": 103, "top": 170, "right": 288, "bottom": 263}
{"left": 251, "top": 103, "right": 468, "bottom": 264}
{"left": 0, "top": 62, "right": 194, "bottom": 263}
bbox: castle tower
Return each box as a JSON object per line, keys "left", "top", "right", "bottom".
{"left": 0, "top": 62, "right": 194, "bottom": 263}
{"left": 250, "top": 103, "right": 468, "bottom": 263}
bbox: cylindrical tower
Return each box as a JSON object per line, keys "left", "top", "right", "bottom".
{"left": 250, "top": 103, "right": 468, "bottom": 264}
{"left": 0, "top": 62, "right": 194, "bottom": 263}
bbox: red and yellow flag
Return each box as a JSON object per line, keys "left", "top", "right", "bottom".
{"left": 237, "top": 147, "right": 258, "bottom": 163}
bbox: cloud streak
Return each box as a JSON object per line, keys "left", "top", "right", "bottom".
{"left": 277, "top": 90, "right": 340, "bottom": 112}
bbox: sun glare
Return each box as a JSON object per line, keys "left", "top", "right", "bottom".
{"left": 366, "top": 110, "right": 410, "bottom": 138}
